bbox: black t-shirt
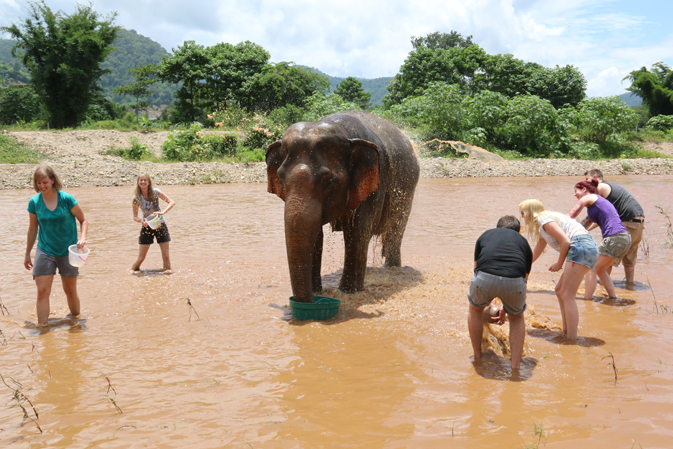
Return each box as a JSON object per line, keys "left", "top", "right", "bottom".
{"left": 474, "top": 228, "right": 533, "bottom": 278}
{"left": 604, "top": 181, "right": 644, "bottom": 222}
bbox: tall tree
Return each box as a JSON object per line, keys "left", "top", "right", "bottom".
{"left": 335, "top": 77, "right": 371, "bottom": 109}
{"left": 156, "top": 41, "right": 210, "bottom": 122}
{"left": 205, "top": 41, "right": 270, "bottom": 108}
{"left": 112, "top": 63, "right": 157, "bottom": 123}
{"left": 240, "top": 62, "right": 330, "bottom": 112}
{"left": 1, "top": 1, "right": 119, "bottom": 128}
{"left": 625, "top": 62, "right": 673, "bottom": 116}
{"left": 410, "top": 31, "right": 475, "bottom": 50}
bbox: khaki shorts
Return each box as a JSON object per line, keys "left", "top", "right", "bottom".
{"left": 613, "top": 220, "right": 644, "bottom": 267}
{"left": 599, "top": 232, "right": 631, "bottom": 261}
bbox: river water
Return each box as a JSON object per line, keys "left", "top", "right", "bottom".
{"left": 1, "top": 176, "right": 673, "bottom": 448}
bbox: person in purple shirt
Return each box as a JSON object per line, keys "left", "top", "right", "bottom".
{"left": 569, "top": 179, "right": 631, "bottom": 299}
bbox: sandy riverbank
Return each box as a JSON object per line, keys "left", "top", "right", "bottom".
{"left": 1, "top": 130, "right": 672, "bottom": 189}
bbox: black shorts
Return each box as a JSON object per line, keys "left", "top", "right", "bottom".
{"left": 139, "top": 223, "right": 171, "bottom": 245}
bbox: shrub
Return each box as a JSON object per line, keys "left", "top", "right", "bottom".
{"left": 0, "top": 85, "right": 42, "bottom": 125}
{"left": 107, "top": 137, "right": 152, "bottom": 160}
{"left": 647, "top": 115, "right": 673, "bottom": 132}
{"left": 242, "top": 125, "right": 281, "bottom": 150}
{"left": 567, "top": 141, "right": 601, "bottom": 160}
{"left": 202, "top": 134, "right": 237, "bottom": 156}
{"left": 162, "top": 123, "right": 211, "bottom": 161}
{"left": 562, "top": 96, "right": 639, "bottom": 144}
{"left": 303, "top": 92, "right": 359, "bottom": 122}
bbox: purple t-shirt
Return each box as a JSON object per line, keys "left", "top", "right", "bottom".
{"left": 587, "top": 196, "right": 628, "bottom": 238}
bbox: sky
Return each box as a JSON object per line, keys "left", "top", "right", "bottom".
{"left": 1, "top": 0, "right": 672, "bottom": 97}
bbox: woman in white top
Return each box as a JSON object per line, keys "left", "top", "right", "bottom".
{"left": 519, "top": 199, "right": 599, "bottom": 340}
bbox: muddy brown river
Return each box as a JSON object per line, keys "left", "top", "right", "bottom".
{"left": 1, "top": 176, "right": 673, "bottom": 447}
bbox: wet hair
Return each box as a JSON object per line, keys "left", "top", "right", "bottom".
{"left": 575, "top": 178, "right": 599, "bottom": 195}
{"left": 32, "top": 165, "right": 62, "bottom": 192}
{"left": 584, "top": 169, "right": 603, "bottom": 180}
{"left": 132, "top": 173, "right": 156, "bottom": 205}
{"left": 496, "top": 215, "right": 521, "bottom": 232}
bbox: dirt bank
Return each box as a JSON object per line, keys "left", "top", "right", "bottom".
{"left": 1, "top": 130, "right": 672, "bottom": 190}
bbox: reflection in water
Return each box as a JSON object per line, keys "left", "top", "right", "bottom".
{"left": 1, "top": 176, "right": 673, "bottom": 447}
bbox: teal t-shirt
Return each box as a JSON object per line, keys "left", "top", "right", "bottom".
{"left": 27, "top": 191, "right": 78, "bottom": 257}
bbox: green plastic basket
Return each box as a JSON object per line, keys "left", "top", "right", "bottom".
{"left": 289, "top": 295, "right": 341, "bottom": 321}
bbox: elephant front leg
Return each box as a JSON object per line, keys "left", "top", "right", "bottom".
{"left": 312, "top": 227, "right": 323, "bottom": 293}
{"left": 339, "top": 227, "right": 370, "bottom": 292}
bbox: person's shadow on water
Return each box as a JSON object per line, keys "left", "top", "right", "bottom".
{"left": 471, "top": 351, "right": 538, "bottom": 382}
{"left": 269, "top": 266, "right": 424, "bottom": 325}
{"left": 527, "top": 328, "right": 605, "bottom": 347}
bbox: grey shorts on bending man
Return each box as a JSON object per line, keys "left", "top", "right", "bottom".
{"left": 32, "top": 248, "right": 79, "bottom": 278}
{"left": 598, "top": 232, "right": 631, "bottom": 260}
{"left": 467, "top": 271, "right": 527, "bottom": 316}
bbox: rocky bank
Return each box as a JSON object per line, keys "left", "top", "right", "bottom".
{"left": 2, "top": 130, "right": 673, "bottom": 190}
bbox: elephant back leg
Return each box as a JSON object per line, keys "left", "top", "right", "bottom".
{"left": 381, "top": 202, "right": 413, "bottom": 267}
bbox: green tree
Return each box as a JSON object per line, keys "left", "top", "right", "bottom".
{"left": 0, "top": 84, "right": 42, "bottom": 124}
{"left": 625, "top": 62, "right": 673, "bottom": 116}
{"left": 205, "top": 41, "right": 270, "bottom": 108}
{"left": 335, "top": 77, "right": 371, "bottom": 109}
{"left": 410, "top": 31, "right": 475, "bottom": 50}
{"left": 303, "top": 92, "right": 359, "bottom": 122}
{"left": 112, "top": 63, "right": 157, "bottom": 123}
{"left": 240, "top": 62, "right": 330, "bottom": 112}
{"left": 561, "top": 96, "right": 640, "bottom": 144}
{"left": 383, "top": 45, "right": 489, "bottom": 106}
{"left": 156, "top": 40, "right": 209, "bottom": 123}
{"left": 1, "top": 1, "right": 119, "bottom": 128}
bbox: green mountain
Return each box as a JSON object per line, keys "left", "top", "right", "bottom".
{"left": 101, "top": 28, "right": 176, "bottom": 106}
{"left": 619, "top": 92, "right": 642, "bottom": 107}
{"left": 0, "top": 29, "right": 177, "bottom": 106}
{"left": 302, "top": 66, "right": 392, "bottom": 106}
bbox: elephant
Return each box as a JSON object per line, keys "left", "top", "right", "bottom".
{"left": 266, "top": 110, "right": 420, "bottom": 303}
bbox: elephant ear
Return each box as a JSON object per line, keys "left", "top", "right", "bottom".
{"left": 348, "top": 138, "right": 380, "bottom": 209}
{"left": 266, "top": 140, "right": 286, "bottom": 201}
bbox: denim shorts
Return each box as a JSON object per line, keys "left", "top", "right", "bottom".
{"left": 33, "top": 248, "right": 79, "bottom": 277}
{"left": 566, "top": 234, "right": 599, "bottom": 270}
{"left": 467, "top": 271, "right": 527, "bottom": 316}
{"left": 599, "top": 232, "right": 631, "bottom": 260}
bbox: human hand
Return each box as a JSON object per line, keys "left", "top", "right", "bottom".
{"left": 24, "top": 255, "right": 33, "bottom": 270}
{"left": 77, "top": 239, "right": 87, "bottom": 249}
{"left": 153, "top": 211, "right": 164, "bottom": 216}
{"left": 142, "top": 218, "right": 149, "bottom": 228}
{"left": 549, "top": 262, "right": 563, "bottom": 272}
{"left": 491, "top": 306, "right": 506, "bottom": 325}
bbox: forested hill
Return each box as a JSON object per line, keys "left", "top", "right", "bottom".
{"left": 301, "top": 67, "right": 393, "bottom": 106}
{"left": 100, "top": 29, "right": 177, "bottom": 107}
{"left": 0, "top": 29, "right": 178, "bottom": 106}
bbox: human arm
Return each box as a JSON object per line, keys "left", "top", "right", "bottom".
{"left": 70, "top": 203, "right": 88, "bottom": 248}
{"left": 155, "top": 191, "right": 175, "bottom": 216}
{"left": 25, "top": 212, "right": 38, "bottom": 270}
{"left": 568, "top": 195, "right": 597, "bottom": 219}
{"left": 132, "top": 202, "right": 148, "bottom": 227}
{"left": 532, "top": 238, "right": 547, "bottom": 264}
{"left": 542, "top": 221, "right": 570, "bottom": 272}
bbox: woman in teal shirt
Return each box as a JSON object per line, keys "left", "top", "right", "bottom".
{"left": 24, "top": 166, "right": 88, "bottom": 326}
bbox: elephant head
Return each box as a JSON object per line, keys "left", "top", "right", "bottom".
{"left": 266, "top": 121, "right": 381, "bottom": 302}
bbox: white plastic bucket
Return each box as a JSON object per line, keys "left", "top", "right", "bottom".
{"left": 68, "top": 245, "right": 90, "bottom": 267}
{"left": 147, "top": 215, "right": 162, "bottom": 229}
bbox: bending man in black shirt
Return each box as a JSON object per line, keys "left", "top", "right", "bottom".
{"left": 468, "top": 215, "right": 533, "bottom": 370}
{"left": 584, "top": 169, "right": 644, "bottom": 285}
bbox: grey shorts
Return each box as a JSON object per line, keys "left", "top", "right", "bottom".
{"left": 598, "top": 232, "right": 631, "bottom": 260}
{"left": 33, "top": 248, "right": 79, "bottom": 278}
{"left": 467, "top": 271, "right": 527, "bottom": 316}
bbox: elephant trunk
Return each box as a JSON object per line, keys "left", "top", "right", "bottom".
{"left": 284, "top": 195, "right": 322, "bottom": 303}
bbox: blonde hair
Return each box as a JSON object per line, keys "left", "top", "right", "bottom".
{"left": 32, "top": 165, "right": 62, "bottom": 192}
{"left": 132, "top": 173, "right": 156, "bottom": 205}
{"left": 519, "top": 198, "right": 569, "bottom": 242}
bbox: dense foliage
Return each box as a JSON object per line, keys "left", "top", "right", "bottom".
{"left": 383, "top": 31, "right": 586, "bottom": 109}
{"left": 0, "top": 84, "right": 41, "bottom": 124}
{"left": 625, "top": 62, "right": 673, "bottom": 116}
{"left": 1, "top": 1, "right": 119, "bottom": 128}
{"left": 335, "top": 77, "right": 371, "bottom": 109}
{"left": 112, "top": 63, "right": 158, "bottom": 123}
